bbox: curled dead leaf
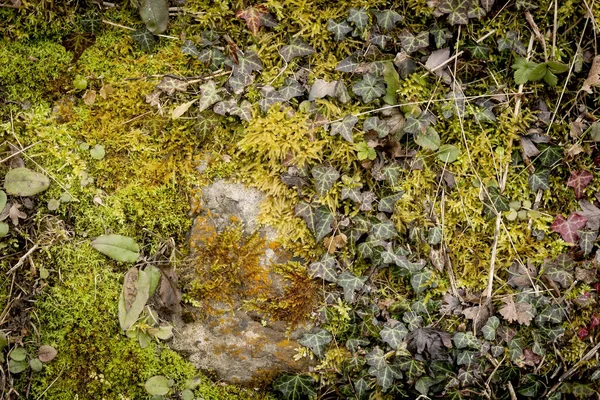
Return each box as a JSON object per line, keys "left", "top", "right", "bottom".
{"left": 582, "top": 55, "right": 600, "bottom": 94}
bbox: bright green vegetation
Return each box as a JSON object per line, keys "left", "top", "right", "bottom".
{"left": 1, "top": 0, "right": 600, "bottom": 399}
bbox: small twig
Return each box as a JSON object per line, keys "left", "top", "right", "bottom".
{"left": 546, "top": 341, "right": 600, "bottom": 398}
{"left": 0, "top": 141, "right": 40, "bottom": 164}
{"left": 7, "top": 244, "right": 39, "bottom": 274}
{"left": 117, "top": 111, "right": 153, "bottom": 126}
{"left": 525, "top": 11, "right": 548, "bottom": 61}
{"left": 102, "top": 19, "right": 178, "bottom": 40}
{"left": 507, "top": 382, "right": 518, "bottom": 400}
{"left": 0, "top": 2, "right": 20, "bottom": 8}
{"left": 552, "top": 0, "right": 558, "bottom": 59}
{"left": 35, "top": 366, "right": 65, "bottom": 399}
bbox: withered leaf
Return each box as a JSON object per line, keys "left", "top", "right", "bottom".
{"left": 499, "top": 297, "right": 533, "bottom": 326}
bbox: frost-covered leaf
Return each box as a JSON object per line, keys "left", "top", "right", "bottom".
{"left": 236, "top": 4, "right": 270, "bottom": 35}
{"left": 499, "top": 297, "right": 533, "bottom": 325}
{"left": 4, "top": 168, "right": 50, "bottom": 196}
{"left": 347, "top": 8, "right": 369, "bottom": 29}
{"left": 336, "top": 55, "right": 361, "bottom": 73}
{"left": 139, "top": 0, "right": 169, "bottom": 35}
{"left": 398, "top": 30, "right": 429, "bottom": 54}
{"left": 528, "top": 169, "right": 550, "bottom": 191}
{"left": 337, "top": 271, "right": 367, "bottom": 302}
{"left": 415, "top": 126, "right": 441, "bottom": 151}
{"left": 156, "top": 76, "right": 188, "bottom": 95}
{"left": 312, "top": 165, "right": 339, "bottom": 196}
{"left": 381, "top": 323, "right": 409, "bottom": 349}
{"left": 280, "top": 37, "right": 315, "bottom": 62}
{"left": 566, "top": 170, "right": 593, "bottom": 199}
{"left": 379, "top": 192, "right": 403, "bottom": 213}
{"left": 371, "top": 219, "right": 397, "bottom": 240}
{"left": 92, "top": 234, "right": 140, "bottom": 263}
{"left": 352, "top": 73, "right": 386, "bottom": 103}
{"left": 551, "top": 213, "right": 587, "bottom": 243}
{"left": 308, "top": 253, "right": 338, "bottom": 282}
{"left": 372, "top": 9, "right": 402, "bottom": 30}
{"left": 299, "top": 329, "right": 332, "bottom": 358}
{"left": 438, "top": 0, "right": 470, "bottom": 25}
{"left": 578, "top": 230, "right": 597, "bottom": 256}
{"left": 132, "top": 29, "right": 156, "bottom": 52}
{"left": 273, "top": 375, "right": 316, "bottom": 400}
{"left": 330, "top": 115, "right": 358, "bottom": 142}
{"left": 327, "top": 19, "right": 352, "bottom": 41}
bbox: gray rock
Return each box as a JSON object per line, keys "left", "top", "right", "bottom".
{"left": 172, "top": 180, "right": 315, "bottom": 385}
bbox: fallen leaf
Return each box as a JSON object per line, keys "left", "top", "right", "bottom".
{"left": 38, "top": 345, "right": 57, "bottom": 363}
{"left": 99, "top": 84, "right": 114, "bottom": 99}
{"left": 83, "top": 89, "right": 96, "bottom": 105}
{"left": 521, "top": 348, "right": 542, "bottom": 366}
{"left": 499, "top": 297, "right": 533, "bottom": 326}
{"left": 236, "top": 4, "right": 271, "bottom": 35}
{"left": 308, "top": 79, "right": 337, "bottom": 101}
{"left": 551, "top": 213, "right": 588, "bottom": 243}
{"left": 9, "top": 203, "right": 27, "bottom": 226}
{"left": 582, "top": 55, "right": 600, "bottom": 94}
{"left": 324, "top": 233, "right": 347, "bottom": 253}
{"left": 566, "top": 170, "right": 593, "bottom": 199}
{"left": 172, "top": 98, "right": 197, "bottom": 119}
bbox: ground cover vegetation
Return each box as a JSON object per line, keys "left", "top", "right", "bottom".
{"left": 1, "top": 0, "right": 600, "bottom": 398}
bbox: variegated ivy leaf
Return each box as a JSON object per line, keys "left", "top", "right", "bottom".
{"left": 399, "top": 358, "right": 426, "bottom": 380}
{"left": 181, "top": 40, "right": 199, "bottom": 57}
{"left": 535, "top": 305, "right": 565, "bottom": 325}
{"left": 364, "top": 116, "right": 390, "bottom": 138}
{"left": 498, "top": 31, "right": 527, "bottom": 56}
{"left": 230, "top": 100, "right": 252, "bottom": 122}
{"left": 357, "top": 236, "right": 383, "bottom": 259}
{"left": 381, "top": 247, "right": 403, "bottom": 266}
{"left": 273, "top": 375, "right": 316, "bottom": 400}
{"left": 132, "top": 29, "right": 156, "bottom": 53}
{"left": 468, "top": 3, "right": 486, "bottom": 19}
{"left": 381, "top": 163, "right": 402, "bottom": 186}
{"left": 398, "top": 30, "right": 430, "bottom": 54}
{"left": 341, "top": 187, "right": 362, "bottom": 202}
{"left": 380, "top": 323, "right": 409, "bottom": 349}
{"left": 308, "top": 253, "right": 338, "bottom": 282}
{"left": 430, "top": 25, "right": 453, "bottom": 48}
{"left": 358, "top": 191, "right": 377, "bottom": 211}
{"left": 453, "top": 332, "right": 480, "bottom": 350}
{"left": 428, "top": 227, "right": 443, "bottom": 245}
{"left": 228, "top": 72, "right": 254, "bottom": 94}
{"left": 578, "top": 230, "right": 597, "bottom": 256}
{"left": 370, "top": 362, "right": 401, "bottom": 392}
{"left": 259, "top": 86, "right": 286, "bottom": 112}
{"left": 353, "top": 378, "right": 370, "bottom": 398}
{"left": 438, "top": 0, "right": 470, "bottom": 25}
{"left": 330, "top": 115, "right": 358, "bottom": 143}
{"left": 334, "top": 81, "right": 351, "bottom": 103}
{"left": 335, "top": 55, "right": 360, "bottom": 73}
{"left": 482, "top": 316, "right": 500, "bottom": 340}
{"left": 299, "top": 329, "right": 332, "bottom": 358}
{"left": 279, "top": 37, "right": 315, "bottom": 63}
{"left": 366, "top": 346, "right": 388, "bottom": 370}
{"left": 371, "top": 219, "right": 397, "bottom": 240}
{"left": 371, "top": 33, "right": 390, "bottom": 49}
{"left": 198, "top": 80, "right": 222, "bottom": 112}
{"left": 213, "top": 98, "right": 237, "bottom": 116}
{"left": 352, "top": 73, "right": 386, "bottom": 103}
{"left": 156, "top": 76, "right": 188, "bottom": 95}
{"left": 411, "top": 269, "right": 433, "bottom": 294}
{"left": 337, "top": 271, "right": 367, "bottom": 303}
{"left": 481, "top": 0, "right": 495, "bottom": 12}
{"left": 379, "top": 192, "right": 403, "bottom": 213}
{"left": 346, "top": 338, "right": 370, "bottom": 352}
{"left": 402, "top": 311, "right": 423, "bottom": 331}
{"left": 314, "top": 206, "right": 334, "bottom": 242}
{"left": 278, "top": 79, "right": 305, "bottom": 101}
{"left": 347, "top": 8, "right": 369, "bottom": 29}
{"left": 456, "top": 350, "right": 477, "bottom": 366}
{"left": 232, "top": 50, "right": 263, "bottom": 77}
{"left": 372, "top": 9, "right": 402, "bottom": 30}
{"left": 528, "top": 169, "right": 550, "bottom": 191}
{"left": 312, "top": 165, "right": 340, "bottom": 196}
{"left": 327, "top": 19, "right": 353, "bottom": 41}
{"left": 508, "top": 337, "right": 524, "bottom": 362}
{"left": 544, "top": 264, "right": 573, "bottom": 288}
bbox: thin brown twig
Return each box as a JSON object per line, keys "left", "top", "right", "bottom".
{"left": 102, "top": 19, "right": 178, "bottom": 40}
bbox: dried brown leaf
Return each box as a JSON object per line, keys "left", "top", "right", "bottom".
{"left": 498, "top": 297, "right": 533, "bottom": 326}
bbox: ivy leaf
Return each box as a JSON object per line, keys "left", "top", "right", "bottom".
{"left": 334, "top": 81, "right": 351, "bottom": 103}
{"left": 299, "top": 329, "right": 332, "bottom": 358}
{"left": 566, "top": 170, "right": 593, "bottom": 199}
{"left": 347, "top": 8, "right": 369, "bottom": 30}
{"left": 278, "top": 79, "right": 305, "bottom": 101}
{"left": 381, "top": 163, "right": 402, "bottom": 186}
{"left": 466, "top": 43, "right": 490, "bottom": 59}
{"left": 456, "top": 351, "right": 477, "bottom": 366}
{"left": 370, "top": 33, "right": 390, "bottom": 48}
{"left": 481, "top": 0, "right": 495, "bottom": 12}
{"left": 437, "top": 0, "right": 470, "bottom": 25}
{"left": 236, "top": 4, "right": 270, "bottom": 35}
{"left": 364, "top": 116, "right": 390, "bottom": 138}
{"left": 379, "top": 192, "right": 404, "bottom": 213}
{"left": 232, "top": 51, "right": 263, "bottom": 78}
{"left": 415, "top": 126, "right": 441, "bottom": 151}
{"left": 259, "top": 86, "right": 286, "bottom": 112}
{"left": 132, "top": 29, "right": 156, "bottom": 52}
{"left": 309, "top": 253, "right": 338, "bottom": 282}
{"left": 578, "top": 230, "right": 597, "bottom": 256}
{"left": 411, "top": 269, "right": 433, "bottom": 293}
{"left": 346, "top": 338, "right": 370, "bottom": 352}
{"left": 295, "top": 201, "right": 317, "bottom": 233}
{"left": 430, "top": 25, "right": 453, "bottom": 48}
{"left": 437, "top": 144, "right": 460, "bottom": 163}
{"left": 181, "top": 40, "right": 199, "bottom": 57}
{"left": 537, "top": 146, "right": 562, "bottom": 167}
{"left": 498, "top": 31, "right": 527, "bottom": 56}
{"left": 314, "top": 206, "right": 334, "bottom": 242}
{"left": 551, "top": 213, "right": 587, "bottom": 243}
{"left": 327, "top": 19, "right": 353, "bottom": 41}
{"left": 544, "top": 263, "right": 574, "bottom": 288}
{"left": 337, "top": 271, "right": 367, "bottom": 302}
{"left": 352, "top": 74, "right": 386, "bottom": 103}
{"left": 428, "top": 226, "right": 443, "bottom": 245}
{"left": 482, "top": 316, "right": 500, "bottom": 340}
{"left": 453, "top": 332, "right": 480, "bottom": 350}
{"left": 499, "top": 297, "right": 533, "bottom": 326}
{"left": 403, "top": 311, "right": 424, "bottom": 330}
{"left": 213, "top": 98, "right": 237, "bottom": 116}
{"left": 273, "top": 374, "right": 316, "bottom": 400}
{"left": 467, "top": 3, "right": 486, "bottom": 19}
{"left": 280, "top": 37, "right": 315, "bottom": 62}
{"left": 380, "top": 323, "right": 409, "bottom": 349}
{"left": 372, "top": 9, "right": 402, "bottom": 30}
{"left": 398, "top": 30, "right": 430, "bottom": 54}
{"left": 528, "top": 169, "right": 550, "bottom": 191}
{"left": 156, "top": 76, "right": 188, "bottom": 95}
{"left": 483, "top": 186, "right": 510, "bottom": 216}
{"left": 198, "top": 47, "right": 226, "bottom": 69}
{"left": 312, "top": 165, "right": 340, "bottom": 197}
{"left": 230, "top": 100, "right": 252, "bottom": 122}
{"left": 366, "top": 347, "right": 401, "bottom": 391}
{"left": 336, "top": 55, "right": 361, "bottom": 73}
{"left": 139, "top": 0, "right": 169, "bottom": 35}
{"left": 198, "top": 80, "right": 222, "bottom": 112}
{"left": 371, "top": 219, "right": 397, "bottom": 240}
{"left": 330, "top": 115, "right": 358, "bottom": 142}
{"left": 383, "top": 61, "right": 400, "bottom": 105}
{"left": 536, "top": 304, "right": 566, "bottom": 325}
{"left": 508, "top": 337, "right": 524, "bottom": 361}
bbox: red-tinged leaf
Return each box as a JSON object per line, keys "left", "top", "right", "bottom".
{"left": 566, "top": 170, "right": 593, "bottom": 199}
{"left": 236, "top": 4, "right": 269, "bottom": 35}
{"left": 551, "top": 213, "right": 588, "bottom": 243}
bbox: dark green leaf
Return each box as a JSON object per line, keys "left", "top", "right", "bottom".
{"left": 347, "top": 8, "right": 369, "bottom": 29}
{"left": 481, "top": 0, "right": 495, "bottom": 12}
{"left": 498, "top": 31, "right": 526, "bottom": 56}
{"left": 327, "top": 19, "right": 353, "bottom": 41}
{"left": 438, "top": 0, "right": 470, "bottom": 25}
{"left": 528, "top": 169, "right": 550, "bottom": 191}
{"left": 411, "top": 269, "right": 433, "bottom": 293}
{"left": 312, "top": 165, "right": 340, "bottom": 196}
{"left": 456, "top": 350, "right": 477, "bottom": 366}
{"left": 482, "top": 316, "right": 500, "bottom": 341}
{"left": 484, "top": 186, "right": 510, "bottom": 216}
{"left": 366, "top": 347, "right": 401, "bottom": 391}
{"left": 139, "top": 0, "right": 169, "bottom": 34}
{"left": 431, "top": 25, "right": 453, "bottom": 48}
{"left": 398, "top": 30, "right": 430, "bottom": 54}
{"left": 330, "top": 115, "right": 358, "bottom": 142}
{"left": 273, "top": 374, "right": 316, "bottom": 400}
{"left": 337, "top": 271, "right": 367, "bottom": 302}
{"left": 280, "top": 37, "right": 315, "bottom": 62}
{"left": 398, "top": 358, "right": 426, "bottom": 380}
{"left": 278, "top": 79, "right": 305, "bottom": 101}
{"left": 453, "top": 332, "right": 480, "bottom": 350}
{"left": 181, "top": 40, "right": 199, "bottom": 57}
{"left": 346, "top": 338, "right": 370, "bottom": 352}
{"left": 198, "top": 47, "right": 226, "bottom": 69}
{"left": 578, "top": 230, "right": 597, "bottom": 256}
{"left": 415, "top": 126, "right": 441, "bottom": 151}
{"left": 309, "top": 253, "right": 338, "bottom": 282}
{"left": 299, "top": 329, "right": 332, "bottom": 358}
{"left": 81, "top": 15, "right": 102, "bottom": 34}
{"left": 466, "top": 43, "right": 490, "bottom": 58}
{"left": 363, "top": 116, "right": 390, "bottom": 138}
{"left": 334, "top": 81, "right": 351, "bottom": 103}
{"left": 380, "top": 323, "right": 409, "bottom": 349}
{"left": 370, "top": 33, "right": 390, "bottom": 48}
{"left": 352, "top": 73, "right": 386, "bottom": 103}
{"left": 508, "top": 337, "right": 524, "bottom": 361}
{"left": 371, "top": 219, "right": 397, "bottom": 240}
{"left": 372, "top": 9, "right": 402, "bottom": 30}
{"left": 544, "top": 264, "right": 573, "bottom": 288}
{"left": 379, "top": 192, "right": 404, "bottom": 213}
{"left": 232, "top": 51, "right": 263, "bottom": 77}
{"left": 335, "top": 55, "right": 360, "bottom": 73}
{"left": 314, "top": 206, "right": 334, "bottom": 242}
{"left": 381, "top": 163, "right": 402, "bottom": 186}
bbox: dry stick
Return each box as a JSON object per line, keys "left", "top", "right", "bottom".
{"left": 0, "top": 141, "right": 40, "bottom": 164}
{"left": 424, "top": 30, "right": 495, "bottom": 76}
{"left": 525, "top": 11, "right": 548, "bottom": 61}
{"left": 6, "top": 244, "right": 39, "bottom": 274}
{"left": 552, "top": 0, "right": 558, "bottom": 59}
{"left": 546, "top": 341, "right": 600, "bottom": 398}
{"left": 102, "top": 19, "right": 179, "bottom": 40}
{"left": 485, "top": 34, "right": 535, "bottom": 300}
{"left": 507, "top": 382, "right": 518, "bottom": 400}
